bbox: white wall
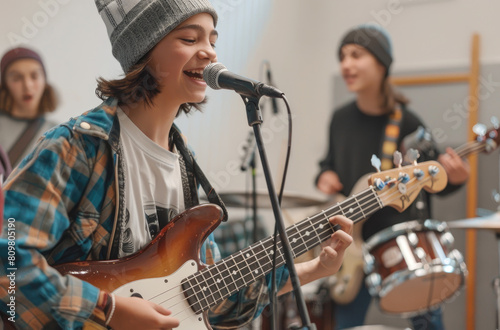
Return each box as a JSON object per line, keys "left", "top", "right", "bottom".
{"left": 0, "top": 0, "right": 123, "bottom": 118}
{"left": 2, "top": 0, "right": 499, "bottom": 195}
{"left": 242, "top": 0, "right": 500, "bottom": 199}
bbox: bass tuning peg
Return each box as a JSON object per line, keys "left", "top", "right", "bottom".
{"left": 491, "top": 116, "right": 499, "bottom": 129}
{"left": 472, "top": 123, "right": 487, "bottom": 137}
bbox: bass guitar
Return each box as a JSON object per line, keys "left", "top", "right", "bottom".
{"left": 328, "top": 123, "right": 500, "bottom": 305}
{"left": 55, "top": 161, "right": 447, "bottom": 329}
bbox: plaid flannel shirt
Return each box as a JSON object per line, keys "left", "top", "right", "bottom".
{"left": 0, "top": 98, "right": 289, "bottom": 329}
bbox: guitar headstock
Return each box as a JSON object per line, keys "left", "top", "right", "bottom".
{"left": 473, "top": 123, "right": 500, "bottom": 154}
{"left": 368, "top": 161, "right": 448, "bottom": 213}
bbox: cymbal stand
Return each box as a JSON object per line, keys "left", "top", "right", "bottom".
{"left": 494, "top": 258, "right": 500, "bottom": 330}
{"left": 494, "top": 150, "right": 500, "bottom": 330}
{"left": 240, "top": 129, "right": 259, "bottom": 244}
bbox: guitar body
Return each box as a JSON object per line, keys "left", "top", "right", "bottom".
{"left": 55, "top": 204, "right": 224, "bottom": 330}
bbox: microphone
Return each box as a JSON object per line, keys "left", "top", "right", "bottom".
{"left": 266, "top": 66, "right": 279, "bottom": 114}
{"left": 203, "top": 63, "right": 284, "bottom": 98}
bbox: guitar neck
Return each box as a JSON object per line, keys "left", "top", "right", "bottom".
{"left": 454, "top": 140, "right": 486, "bottom": 158}
{"left": 182, "top": 186, "right": 383, "bottom": 314}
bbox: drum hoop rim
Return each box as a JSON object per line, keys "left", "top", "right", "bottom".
{"left": 371, "top": 262, "right": 466, "bottom": 316}
{"left": 363, "top": 219, "right": 448, "bottom": 252}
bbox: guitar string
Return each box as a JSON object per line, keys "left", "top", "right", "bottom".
{"left": 144, "top": 175, "right": 434, "bottom": 320}
{"left": 147, "top": 175, "right": 433, "bottom": 318}
{"left": 169, "top": 176, "right": 431, "bottom": 321}
{"left": 161, "top": 178, "right": 431, "bottom": 323}
{"left": 148, "top": 174, "right": 431, "bottom": 320}
{"left": 455, "top": 141, "right": 485, "bottom": 158}
{"left": 146, "top": 188, "right": 374, "bottom": 307}
{"left": 144, "top": 189, "right": 382, "bottom": 317}
{"left": 456, "top": 145, "right": 484, "bottom": 157}
{"left": 146, "top": 188, "right": 378, "bottom": 306}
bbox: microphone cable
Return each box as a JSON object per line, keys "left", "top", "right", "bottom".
{"left": 269, "top": 95, "right": 293, "bottom": 330}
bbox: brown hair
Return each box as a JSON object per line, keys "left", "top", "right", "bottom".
{"left": 95, "top": 53, "right": 204, "bottom": 116}
{"left": 381, "top": 76, "right": 409, "bottom": 113}
{"left": 0, "top": 81, "right": 58, "bottom": 117}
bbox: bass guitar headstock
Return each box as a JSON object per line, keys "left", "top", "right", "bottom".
{"left": 472, "top": 117, "right": 499, "bottom": 154}
{"left": 368, "top": 161, "right": 448, "bottom": 213}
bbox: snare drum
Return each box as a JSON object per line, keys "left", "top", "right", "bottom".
{"left": 363, "top": 220, "right": 467, "bottom": 316}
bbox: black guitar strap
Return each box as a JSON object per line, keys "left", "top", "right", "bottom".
{"left": 8, "top": 117, "right": 46, "bottom": 166}
{"left": 171, "top": 125, "right": 228, "bottom": 222}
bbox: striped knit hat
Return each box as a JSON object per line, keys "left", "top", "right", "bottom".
{"left": 338, "top": 24, "right": 393, "bottom": 75}
{"left": 95, "top": 0, "right": 218, "bottom": 73}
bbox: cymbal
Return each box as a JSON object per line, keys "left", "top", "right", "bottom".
{"left": 447, "top": 212, "right": 500, "bottom": 231}
{"left": 211, "top": 191, "right": 327, "bottom": 209}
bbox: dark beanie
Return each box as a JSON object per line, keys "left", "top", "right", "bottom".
{"left": 0, "top": 47, "right": 46, "bottom": 83}
{"left": 338, "top": 25, "right": 393, "bottom": 74}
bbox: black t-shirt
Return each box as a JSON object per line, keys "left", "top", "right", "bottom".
{"left": 317, "top": 101, "right": 433, "bottom": 240}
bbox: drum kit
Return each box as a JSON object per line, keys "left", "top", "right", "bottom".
{"left": 363, "top": 219, "right": 467, "bottom": 316}
{"left": 214, "top": 190, "right": 500, "bottom": 328}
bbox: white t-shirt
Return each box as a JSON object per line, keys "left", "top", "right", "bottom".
{"left": 117, "top": 108, "right": 185, "bottom": 257}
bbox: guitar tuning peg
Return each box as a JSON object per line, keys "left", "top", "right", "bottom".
{"left": 428, "top": 165, "right": 440, "bottom": 177}
{"left": 413, "top": 125, "right": 433, "bottom": 143}
{"left": 371, "top": 154, "right": 381, "bottom": 172}
{"left": 393, "top": 151, "right": 403, "bottom": 168}
{"left": 491, "top": 116, "right": 499, "bottom": 129}
{"left": 404, "top": 148, "right": 420, "bottom": 165}
{"left": 423, "top": 129, "right": 433, "bottom": 142}
{"left": 472, "top": 123, "right": 487, "bottom": 137}
{"left": 415, "top": 126, "right": 427, "bottom": 141}
{"left": 493, "top": 189, "right": 500, "bottom": 203}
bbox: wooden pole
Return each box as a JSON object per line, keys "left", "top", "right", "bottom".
{"left": 391, "top": 73, "right": 469, "bottom": 86}
{"left": 391, "top": 34, "right": 481, "bottom": 330}
{"left": 466, "top": 32, "right": 480, "bottom": 330}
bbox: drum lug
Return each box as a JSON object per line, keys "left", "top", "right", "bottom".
{"left": 363, "top": 253, "right": 375, "bottom": 274}
{"left": 440, "top": 232, "right": 455, "bottom": 249}
{"left": 408, "top": 232, "right": 419, "bottom": 247}
{"left": 450, "top": 249, "right": 468, "bottom": 275}
{"left": 415, "top": 247, "right": 427, "bottom": 260}
{"left": 365, "top": 273, "right": 382, "bottom": 296}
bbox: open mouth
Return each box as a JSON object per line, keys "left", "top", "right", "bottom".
{"left": 343, "top": 75, "right": 357, "bottom": 83}
{"left": 184, "top": 69, "right": 204, "bottom": 81}
{"left": 23, "top": 95, "right": 33, "bottom": 102}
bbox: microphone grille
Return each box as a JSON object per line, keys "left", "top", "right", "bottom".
{"left": 203, "top": 62, "right": 227, "bottom": 90}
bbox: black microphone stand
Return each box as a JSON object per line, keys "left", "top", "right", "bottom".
{"left": 240, "top": 94, "right": 316, "bottom": 330}
{"left": 249, "top": 154, "right": 258, "bottom": 244}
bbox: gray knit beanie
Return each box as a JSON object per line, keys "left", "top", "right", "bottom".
{"left": 95, "top": 0, "right": 218, "bottom": 73}
{"left": 338, "top": 24, "right": 393, "bottom": 75}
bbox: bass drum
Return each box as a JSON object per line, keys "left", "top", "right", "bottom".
{"left": 363, "top": 219, "right": 467, "bottom": 316}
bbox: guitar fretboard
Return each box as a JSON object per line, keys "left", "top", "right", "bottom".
{"left": 181, "top": 186, "right": 383, "bottom": 314}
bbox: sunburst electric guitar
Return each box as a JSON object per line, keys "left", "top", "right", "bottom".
{"left": 328, "top": 123, "right": 500, "bottom": 305}
{"left": 54, "top": 162, "right": 447, "bottom": 329}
